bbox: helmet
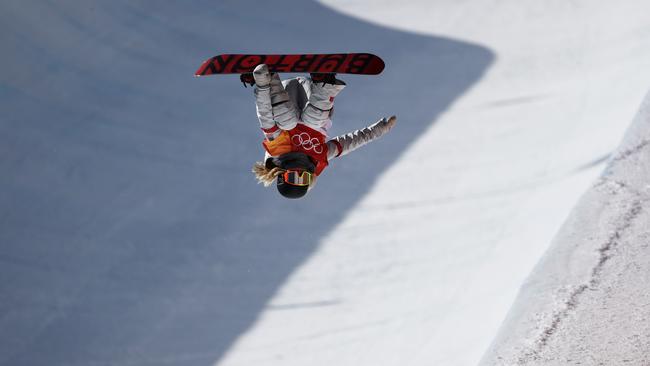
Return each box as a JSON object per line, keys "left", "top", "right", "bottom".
{"left": 267, "top": 152, "right": 316, "bottom": 199}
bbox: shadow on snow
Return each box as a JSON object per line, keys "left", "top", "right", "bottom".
{"left": 0, "top": 1, "right": 494, "bottom": 365}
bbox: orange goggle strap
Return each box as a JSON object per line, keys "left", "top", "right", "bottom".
{"left": 283, "top": 169, "right": 313, "bottom": 186}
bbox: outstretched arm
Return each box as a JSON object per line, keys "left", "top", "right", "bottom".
{"left": 327, "top": 116, "right": 397, "bottom": 159}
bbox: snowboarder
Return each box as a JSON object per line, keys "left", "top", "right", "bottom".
{"left": 247, "top": 64, "right": 396, "bottom": 199}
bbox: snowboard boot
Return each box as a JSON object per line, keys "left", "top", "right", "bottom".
{"left": 252, "top": 64, "right": 272, "bottom": 88}
{"left": 309, "top": 72, "right": 338, "bottom": 85}
{"left": 240, "top": 73, "right": 255, "bottom": 86}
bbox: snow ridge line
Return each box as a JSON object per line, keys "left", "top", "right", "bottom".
{"left": 611, "top": 138, "right": 650, "bottom": 162}
{"left": 592, "top": 196, "right": 643, "bottom": 283}
{"left": 516, "top": 185, "right": 644, "bottom": 364}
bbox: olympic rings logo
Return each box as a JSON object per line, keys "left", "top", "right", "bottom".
{"left": 291, "top": 132, "right": 324, "bottom": 154}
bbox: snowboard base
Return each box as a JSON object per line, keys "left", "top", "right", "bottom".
{"left": 195, "top": 53, "right": 385, "bottom": 77}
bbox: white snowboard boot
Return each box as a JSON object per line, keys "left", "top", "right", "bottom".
{"left": 252, "top": 64, "right": 272, "bottom": 88}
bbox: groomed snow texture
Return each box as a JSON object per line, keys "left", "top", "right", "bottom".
{"left": 480, "top": 92, "right": 650, "bottom": 365}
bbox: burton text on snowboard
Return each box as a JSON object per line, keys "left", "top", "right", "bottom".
{"left": 195, "top": 53, "right": 385, "bottom": 77}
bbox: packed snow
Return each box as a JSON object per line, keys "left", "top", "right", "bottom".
{"left": 480, "top": 92, "right": 650, "bottom": 365}
{"left": 1, "top": 1, "right": 650, "bottom": 366}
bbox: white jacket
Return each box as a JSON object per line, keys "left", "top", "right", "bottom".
{"left": 261, "top": 76, "right": 396, "bottom": 164}
{"left": 282, "top": 77, "right": 395, "bottom": 159}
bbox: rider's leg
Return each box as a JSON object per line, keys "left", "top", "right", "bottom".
{"left": 301, "top": 76, "right": 346, "bottom": 132}
{"left": 253, "top": 64, "right": 300, "bottom": 139}
{"left": 252, "top": 65, "right": 277, "bottom": 139}
{"left": 269, "top": 72, "right": 299, "bottom": 131}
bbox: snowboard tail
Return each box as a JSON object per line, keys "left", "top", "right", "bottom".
{"left": 195, "top": 53, "right": 384, "bottom": 76}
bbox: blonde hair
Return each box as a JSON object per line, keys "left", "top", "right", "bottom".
{"left": 252, "top": 162, "right": 285, "bottom": 187}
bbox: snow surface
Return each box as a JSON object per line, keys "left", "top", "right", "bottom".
{"left": 480, "top": 92, "right": 650, "bottom": 365}
{"left": 1, "top": 1, "right": 650, "bottom": 365}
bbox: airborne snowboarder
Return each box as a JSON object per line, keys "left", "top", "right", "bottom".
{"left": 247, "top": 64, "right": 397, "bottom": 199}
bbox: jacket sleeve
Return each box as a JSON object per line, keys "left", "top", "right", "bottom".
{"left": 327, "top": 116, "right": 397, "bottom": 160}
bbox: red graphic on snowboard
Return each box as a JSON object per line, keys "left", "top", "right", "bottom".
{"left": 195, "top": 53, "right": 385, "bottom": 76}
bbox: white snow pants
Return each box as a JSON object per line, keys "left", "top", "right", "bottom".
{"left": 254, "top": 74, "right": 345, "bottom": 136}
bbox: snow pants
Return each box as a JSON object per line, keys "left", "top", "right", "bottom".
{"left": 254, "top": 74, "right": 345, "bottom": 136}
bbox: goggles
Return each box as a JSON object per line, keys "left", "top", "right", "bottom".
{"left": 283, "top": 169, "right": 313, "bottom": 186}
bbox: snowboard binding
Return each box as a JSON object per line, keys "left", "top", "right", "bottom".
{"left": 240, "top": 72, "right": 255, "bottom": 87}
{"left": 239, "top": 71, "right": 340, "bottom": 88}
{"left": 309, "top": 73, "right": 339, "bottom": 86}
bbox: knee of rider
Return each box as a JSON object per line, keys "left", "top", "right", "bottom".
{"left": 272, "top": 104, "right": 299, "bottom": 130}
{"left": 302, "top": 104, "right": 329, "bottom": 122}
{"left": 276, "top": 117, "right": 298, "bottom": 131}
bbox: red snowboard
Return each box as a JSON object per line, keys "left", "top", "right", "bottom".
{"left": 194, "top": 53, "right": 384, "bottom": 76}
